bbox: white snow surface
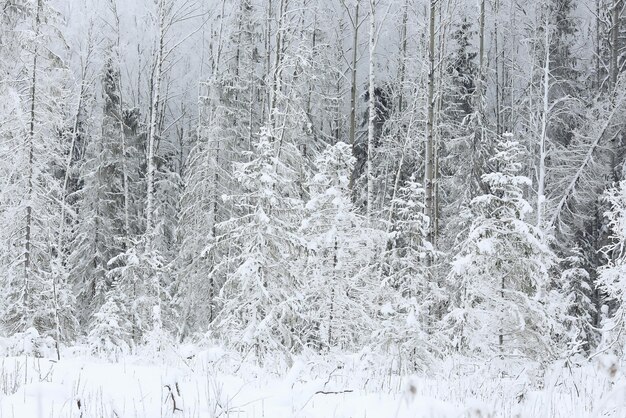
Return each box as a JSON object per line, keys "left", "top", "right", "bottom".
{"left": 0, "top": 346, "right": 622, "bottom": 418}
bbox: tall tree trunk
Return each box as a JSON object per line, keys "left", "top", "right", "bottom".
{"left": 611, "top": 0, "right": 622, "bottom": 180}
{"left": 472, "top": 0, "right": 486, "bottom": 196}
{"left": 537, "top": 13, "right": 550, "bottom": 227}
{"left": 347, "top": 1, "right": 360, "bottom": 191}
{"left": 366, "top": 0, "right": 376, "bottom": 225}
{"left": 433, "top": 0, "right": 448, "bottom": 246}
{"left": 597, "top": 0, "right": 602, "bottom": 89}
{"left": 24, "top": 0, "right": 43, "bottom": 314}
{"left": 264, "top": 0, "right": 272, "bottom": 121}
{"left": 59, "top": 57, "right": 89, "bottom": 252}
{"left": 269, "top": 0, "right": 287, "bottom": 132}
{"left": 495, "top": 8, "right": 501, "bottom": 137}
{"left": 611, "top": 0, "right": 622, "bottom": 90}
{"left": 145, "top": 0, "right": 166, "bottom": 335}
{"left": 424, "top": 0, "right": 436, "bottom": 251}
{"left": 146, "top": 0, "right": 165, "bottom": 243}
{"left": 109, "top": 0, "right": 131, "bottom": 241}
{"left": 397, "top": 0, "right": 408, "bottom": 114}
{"left": 349, "top": 1, "right": 360, "bottom": 148}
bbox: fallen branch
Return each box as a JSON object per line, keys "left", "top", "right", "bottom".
{"left": 314, "top": 389, "right": 354, "bottom": 395}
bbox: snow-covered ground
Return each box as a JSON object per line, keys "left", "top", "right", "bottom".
{"left": 0, "top": 346, "right": 624, "bottom": 418}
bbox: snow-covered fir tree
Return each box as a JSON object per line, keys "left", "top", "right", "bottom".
{"left": 597, "top": 181, "right": 626, "bottom": 358}
{"left": 208, "top": 128, "right": 305, "bottom": 365}
{"left": 87, "top": 284, "right": 132, "bottom": 357}
{"left": 375, "top": 176, "right": 436, "bottom": 371}
{"left": 445, "top": 134, "right": 560, "bottom": 360}
{"left": 300, "top": 141, "right": 383, "bottom": 352}
{"left": 557, "top": 247, "right": 596, "bottom": 356}
{"left": 176, "top": 0, "right": 265, "bottom": 338}
{"left": 68, "top": 55, "right": 127, "bottom": 325}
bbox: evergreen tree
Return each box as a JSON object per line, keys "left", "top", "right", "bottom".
{"left": 300, "top": 142, "right": 383, "bottom": 351}
{"left": 597, "top": 180, "right": 626, "bottom": 357}
{"left": 87, "top": 284, "right": 132, "bottom": 357}
{"left": 208, "top": 129, "right": 305, "bottom": 365}
{"left": 176, "top": 0, "right": 265, "bottom": 338}
{"left": 558, "top": 247, "right": 597, "bottom": 356}
{"left": 375, "top": 176, "right": 435, "bottom": 371}
{"left": 445, "top": 134, "right": 559, "bottom": 360}
{"left": 68, "top": 56, "right": 127, "bottom": 325}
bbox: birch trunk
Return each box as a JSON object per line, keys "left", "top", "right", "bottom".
{"left": 366, "top": 0, "right": 376, "bottom": 225}
{"left": 58, "top": 59, "right": 89, "bottom": 251}
{"left": 269, "top": 0, "right": 287, "bottom": 132}
{"left": 145, "top": 0, "right": 166, "bottom": 334}
{"left": 472, "top": 0, "right": 486, "bottom": 195}
{"left": 424, "top": 0, "right": 436, "bottom": 249}
{"left": 347, "top": 0, "right": 360, "bottom": 191}
{"left": 537, "top": 14, "right": 550, "bottom": 227}
{"left": 264, "top": 0, "right": 272, "bottom": 120}
{"left": 433, "top": 0, "right": 448, "bottom": 246}
{"left": 146, "top": 0, "right": 166, "bottom": 244}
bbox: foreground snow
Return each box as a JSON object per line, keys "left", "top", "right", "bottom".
{"left": 0, "top": 347, "right": 623, "bottom": 418}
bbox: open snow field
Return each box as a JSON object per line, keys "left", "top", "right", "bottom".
{"left": 0, "top": 347, "right": 624, "bottom": 418}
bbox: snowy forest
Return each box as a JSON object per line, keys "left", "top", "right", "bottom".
{"left": 2, "top": 0, "right": 626, "bottom": 416}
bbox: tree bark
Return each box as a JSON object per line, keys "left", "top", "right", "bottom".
{"left": 145, "top": 0, "right": 167, "bottom": 336}
{"left": 537, "top": 12, "right": 550, "bottom": 227}
{"left": 424, "top": 0, "right": 436, "bottom": 251}
{"left": 269, "top": 0, "right": 288, "bottom": 132}
{"left": 397, "top": 0, "right": 408, "bottom": 114}
{"left": 24, "top": 0, "right": 43, "bottom": 309}
{"left": 366, "top": 0, "right": 376, "bottom": 225}
{"left": 349, "top": 1, "right": 360, "bottom": 149}
{"left": 611, "top": 0, "right": 622, "bottom": 90}
{"left": 146, "top": 0, "right": 166, "bottom": 244}
{"left": 347, "top": 1, "right": 360, "bottom": 191}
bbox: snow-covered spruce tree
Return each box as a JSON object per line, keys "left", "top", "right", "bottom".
{"left": 0, "top": 0, "right": 78, "bottom": 341}
{"left": 444, "top": 134, "right": 560, "bottom": 360}
{"left": 108, "top": 0, "right": 186, "bottom": 351}
{"left": 176, "top": 101, "right": 226, "bottom": 339}
{"left": 440, "top": 16, "right": 484, "bottom": 202}
{"left": 557, "top": 247, "right": 596, "bottom": 356}
{"left": 208, "top": 128, "right": 305, "bottom": 365}
{"left": 105, "top": 241, "right": 156, "bottom": 348}
{"left": 176, "top": 0, "right": 265, "bottom": 339}
{"left": 87, "top": 284, "right": 132, "bottom": 358}
{"left": 177, "top": 80, "right": 254, "bottom": 337}
{"left": 374, "top": 175, "right": 435, "bottom": 371}
{"left": 71, "top": 51, "right": 150, "bottom": 353}
{"left": 151, "top": 153, "right": 181, "bottom": 325}
{"left": 597, "top": 181, "right": 626, "bottom": 358}
{"left": 433, "top": 12, "right": 484, "bottom": 280}
{"left": 68, "top": 55, "right": 127, "bottom": 326}
{"left": 300, "top": 142, "right": 384, "bottom": 352}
